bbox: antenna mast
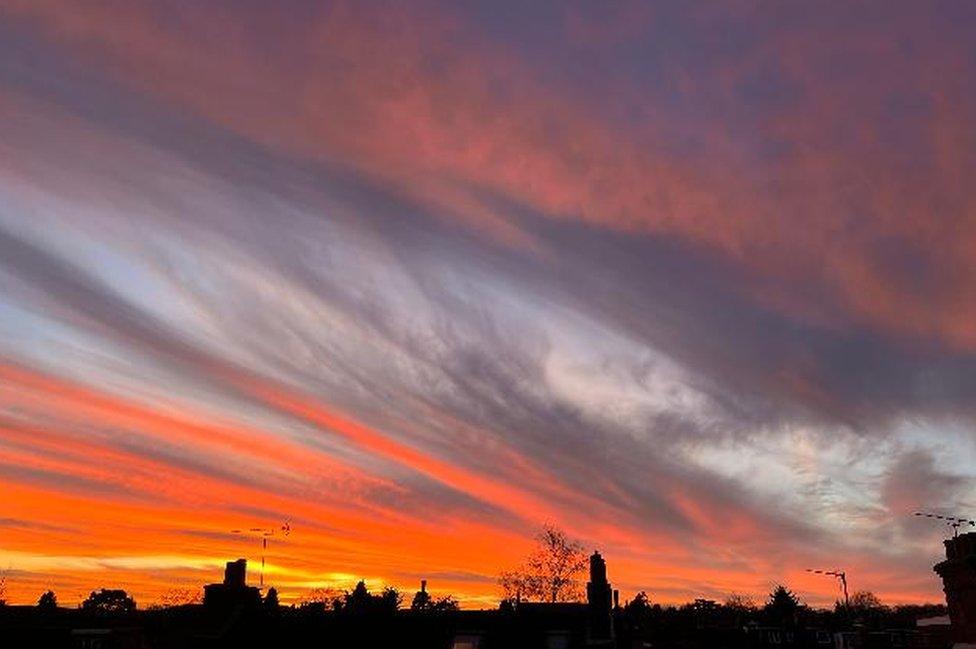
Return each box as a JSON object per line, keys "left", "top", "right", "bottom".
{"left": 914, "top": 512, "right": 976, "bottom": 539}
{"left": 805, "top": 568, "right": 849, "bottom": 609}
{"left": 230, "top": 522, "right": 291, "bottom": 588}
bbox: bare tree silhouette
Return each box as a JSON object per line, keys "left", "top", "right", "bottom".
{"left": 150, "top": 588, "right": 201, "bottom": 609}
{"left": 297, "top": 587, "right": 344, "bottom": 612}
{"left": 499, "top": 524, "right": 588, "bottom": 603}
{"left": 724, "top": 593, "right": 757, "bottom": 612}
{"left": 847, "top": 590, "right": 884, "bottom": 611}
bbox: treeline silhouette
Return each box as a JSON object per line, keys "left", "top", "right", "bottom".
{"left": 2, "top": 580, "right": 945, "bottom": 625}
{"left": 0, "top": 581, "right": 949, "bottom": 648}
{"left": 0, "top": 525, "right": 951, "bottom": 648}
{"left": 617, "top": 586, "right": 947, "bottom": 639}
{"left": 7, "top": 581, "right": 949, "bottom": 628}
{"left": 0, "top": 580, "right": 950, "bottom": 649}
{"left": 293, "top": 579, "right": 458, "bottom": 614}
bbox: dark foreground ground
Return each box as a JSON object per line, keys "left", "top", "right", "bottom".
{"left": 0, "top": 601, "right": 954, "bottom": 649}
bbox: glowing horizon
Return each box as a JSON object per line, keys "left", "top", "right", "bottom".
{"left": 1, "top": 0, "right": 974, "bottom": 609}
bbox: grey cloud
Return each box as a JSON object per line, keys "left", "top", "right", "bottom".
{"left": 882, "top": 449, "right": 970, "bottom": 516}
{"left": 0, "top": 518, "right": 77, "bottom": 535}
{"left": 0, "top": 461, "right": 147, "bottom": 503}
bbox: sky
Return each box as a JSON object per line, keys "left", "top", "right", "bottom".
{"left": 0, "top": 0, "right": 975, "bottom": 609}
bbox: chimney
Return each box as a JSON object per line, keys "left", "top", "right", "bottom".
{"left": 224, "top": 558, "right": 247, "bottom": 588}
{"left": 421, "top": 579, "right": 427, "bottom": 593}
{"left": 589, "top": 550, "right": 608, "bottom": 585}
{"left": 587, "top": 551, "right": 614, "bottom": 642}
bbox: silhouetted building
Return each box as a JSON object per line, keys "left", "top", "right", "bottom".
{"left": 934, "top": 532, "right": 976, "bottom": 645}
{"left": 203, "top": 559, "right": 262, "bottom": 612}
{"left": 452, "top": 603, "right": 588, "bottom": 649}
{"left": 586, "top": 551, "right": 614, "bottom": 645}
{"left": 448, "top": 552, "right": 617, "bottom": 648}
{"left": 225, "top": 558, "right": 246, "bottom": 588}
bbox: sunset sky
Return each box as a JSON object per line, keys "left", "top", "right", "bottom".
{"left": 1, "top": 0, "right": 976, "bottom": 609}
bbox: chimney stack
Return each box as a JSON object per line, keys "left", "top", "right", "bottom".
{"left": 224, "top": 558, "right": 247, "bottom": 588}
{"left": 587, "top": 551, "right": 614, "bottom": 644}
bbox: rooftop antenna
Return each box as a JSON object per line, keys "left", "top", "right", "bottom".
{"left": 805, "top": 568, "right": 849, "bottom": 609}
{"left": 231, "top": 522, "right": 291, "bottom": 588}
{"left": 914, "top": 512, "right": 976, "bottom": 539}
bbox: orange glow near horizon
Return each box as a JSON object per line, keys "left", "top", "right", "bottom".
{"left": 0, "top": 362, "right": 947, "bottom": 608}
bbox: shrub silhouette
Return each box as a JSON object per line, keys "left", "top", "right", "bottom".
{"left": 341, "top": 581, "right": 401, "bottom": 615}
{"left": 37, "top": 590, "right": 58, "bottom": 611}
{"left": 763, "top": 585, "right": 801, "bottom": 627}
{"left": 81, "top": 589, "right": 136, "bottom": 614}
{"left": 411, "top": 591, "right": 459, "bottom": 612}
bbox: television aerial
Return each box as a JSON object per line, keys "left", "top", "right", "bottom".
{"left": 914, "top": 512, "right": 975, "bottom": 539}
{"left": 805, "top": 568, "right": 849, "bottom": 609}
{"left": 230, "top": 522, "right": 292, "bottom": 588}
